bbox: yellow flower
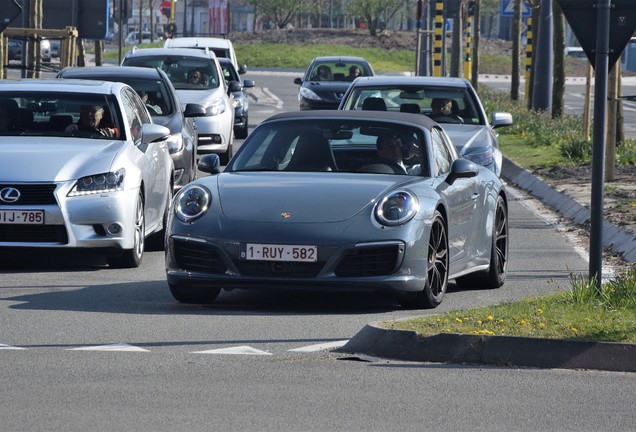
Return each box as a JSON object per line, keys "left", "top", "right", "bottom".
{"left": 486, "top": 315, "right": 494, "bottom": 321}
{"left": 477, "top": 320, "right": 483, "bottom": 325}
{"left": 536, "top": 308, "right": 543, "bottom": 315}
{"left": 498, "top": 319, "right": 505, "bottom": 324}
{"left": 571, "top": 327, "right": 578, "bottom": 333}
{"left": 455, "top": 317, "right": 463, "bottom": 323}
{"left": 470, "top": 329, "right": 496, "bottom": 336}
{"left": 519, "top": 320, "right": 527, "bottom": 325}
{"left": 538, "top": 323, "right": 546, "bottom": 328}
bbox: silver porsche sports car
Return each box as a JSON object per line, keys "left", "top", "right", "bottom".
{"left": 0, "top": 79, "right": 173, "bottom": 268}
{"left": 165, "top": 110, "right": 509, "bottom": 308}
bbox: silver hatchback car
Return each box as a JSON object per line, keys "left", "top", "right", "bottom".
{"left": 339, "top": 76, "right": 513, "bottom": 176}
{"left": 0, "top": 79, "right": 173, "bottom": 268}
{"left": 122, "top": 47, "right": 238, "bottom": 164}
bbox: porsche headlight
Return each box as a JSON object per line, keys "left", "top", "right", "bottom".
{"left": 375, "top": 191, "right": 419, "bottom": 226}
{"left": 68, "top": 168, "right": 125, "bottom": 196}
{"left": 175, "top": 184, "right": 211, "bottom": 222}
{"left": 463, "top": 147, "right": 494, "bottom": 167}
{"left": 205, "top": 98, "right": 227, "bottom": 116}
{"left": 299, "top": 86, "right": 322, "bottom": 101}
{"left": 167, "top": 132, "right": 184, "bottom": 154}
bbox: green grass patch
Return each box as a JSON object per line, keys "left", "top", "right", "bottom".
{"left": 234, "top": 43, "right": 414, "bottom": 73}
{"left": 384, "top": 270, "right": 636, "bottom": 343}
{"left": 498, "top": 135, "right": 565, "bottom": 169}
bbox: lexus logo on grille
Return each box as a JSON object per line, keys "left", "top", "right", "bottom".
{"left": 0, "top": 187, "right": 21, "bottom": 203}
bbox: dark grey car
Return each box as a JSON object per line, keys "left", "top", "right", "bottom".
{"left": 218, "top": 57, "right": 254, "bottom": 139}
{"left": 166, "top": 110, "right": 509, "bottom": 309}
{"left": 57, "top": 66, "right": 205, "bottom": 189}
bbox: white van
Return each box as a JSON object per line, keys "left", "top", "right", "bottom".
{"left": 125, "top": 31, "right": 162, "bottom": 45}
{"left": 164, "top": 37, "right": 241, "bottom": 71}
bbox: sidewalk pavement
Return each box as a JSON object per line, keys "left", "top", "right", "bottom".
{"left": 336, "top": 157, "right": 636, "bottom": 372}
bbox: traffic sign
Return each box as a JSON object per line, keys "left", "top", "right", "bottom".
{"left": 558, "top": 0, "right": 636, "bottom": 71}
{"left": 0, "top": 0, "right": 22, "bottom": 33}
{"left": 501, "top": 0, "right": 531, "bottom": 18}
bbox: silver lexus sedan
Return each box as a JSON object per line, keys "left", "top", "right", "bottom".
{"left": 0, "top": 79, "right": 173, "bottom": 268}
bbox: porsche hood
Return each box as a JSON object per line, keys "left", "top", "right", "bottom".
{"left": 216, "top": 172, "right": 411, "bottom": 223}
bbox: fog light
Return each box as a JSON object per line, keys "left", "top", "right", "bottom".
{"left": 107, "top": 223, "right": 123, "bottom": 235}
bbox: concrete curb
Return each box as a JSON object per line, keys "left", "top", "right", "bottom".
{"left": 336, "top": 161, "right": 636, "bottom": 371}
{"left": 501, "top": 157, "right": 636, "bottom": 262}
{"left": 337, "top": 323, "right": 636, "bottom": 372}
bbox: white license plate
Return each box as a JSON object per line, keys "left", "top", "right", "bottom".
{"left": 240, "top": 243, "right": 317, "bottom": 262}
{"left": 0, "top": 210, "right": 45, "bottom": 225}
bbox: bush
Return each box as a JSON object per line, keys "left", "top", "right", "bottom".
{"left": 479, "top": 85, "right": 587, "bottom": 154}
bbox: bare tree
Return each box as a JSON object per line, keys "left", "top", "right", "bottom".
{"left": 258, "top": 0, "right": 306, "bottom": 29}
{"left": 344, "top": 0, "right": 406, "bottom": 36}
{"left": 471, "top": 0, "right": 481, "bottom": 88}
{"left": 511, "top": 0, "right": 521, "bottom": 101}
{"left": 551, "top": 0, "right": 565, "bottom": 118}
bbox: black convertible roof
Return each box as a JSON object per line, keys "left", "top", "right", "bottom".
{"left": 262, "top": 109, "right": 439, "bottom": 129}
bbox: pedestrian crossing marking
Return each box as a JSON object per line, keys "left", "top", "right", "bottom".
{"left": 191, "top": 345, "right": 272, "bottom": 355}
{"left": 288, "top": 340, "right": 349, "bottom": 352}
{"left": 0, "top": 343, "right": 26, "bottom": 350}
{"left": 68, "top": 343, "right": 150, "bottom": 352}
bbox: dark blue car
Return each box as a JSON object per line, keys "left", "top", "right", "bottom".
{"left": 293, "top": 56, "right": 374, "bottom": 110}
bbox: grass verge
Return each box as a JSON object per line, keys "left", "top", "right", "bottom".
{"left": 384, "top": 270, "right": 636, "bottom": 343}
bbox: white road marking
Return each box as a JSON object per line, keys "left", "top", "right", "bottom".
{"left": 288, "top": 340, "right": 349, "bottom": 352}
{"left": 68, "top": 343, "right": 150, "bottom": 352}
{"left": 0, "top": 343, "right": 26, "bottom": 350}
{"left": 191, "top": 345, "right": 272, "bottom": 355}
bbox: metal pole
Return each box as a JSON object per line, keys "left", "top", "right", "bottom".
{"left": 589, "top": 0, "right": 611, "bottom": 288}
{"left": 531, "top": 0, "right": 553, "bottom": 111}
{"left": 118, "top": 0, "right": 123, "bottom": 64}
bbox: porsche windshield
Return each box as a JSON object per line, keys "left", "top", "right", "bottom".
{"left": 227, "top": 119, "right": 430, "bottom": 177}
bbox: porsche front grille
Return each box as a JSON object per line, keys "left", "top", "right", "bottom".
{"left": 172, "top": 238, "right": 228, "bottom": 273}
{"left": 335, "top": 245, "right": 402, "bottom": 277}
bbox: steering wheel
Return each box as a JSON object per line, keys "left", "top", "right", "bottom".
{"left": 358, "top": 161, "right": 408, "bottom": 175}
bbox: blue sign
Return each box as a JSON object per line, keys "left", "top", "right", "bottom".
{"left": 501, "top": 0, "right": 531, "bottom": 18}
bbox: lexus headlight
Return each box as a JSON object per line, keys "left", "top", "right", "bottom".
{"left": 205, "top": 98, "right": 227, "bottom": 116}
{"left": 463, "top": 147, "right": 494, "bottom": 167}
{"left": 68, "top": 168, "right": 125, "bottom": 196}
{"left": 167, "top": 132, "right": 184, "bottom": 154}
{"left": 374, "top": 191, "right": 419, "bottom": 226}
{"left": 299, "top": 87, "right": 322, "bottom": 101}
{"left": 175, "top": 184, "right": 211, "bottom": 222}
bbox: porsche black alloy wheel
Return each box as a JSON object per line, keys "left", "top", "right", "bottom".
{"left": 456, "top": 194, "right": 508, "bottom": 289}
{"left": 401, "top": 210, "right": 449, "bottom": 309}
